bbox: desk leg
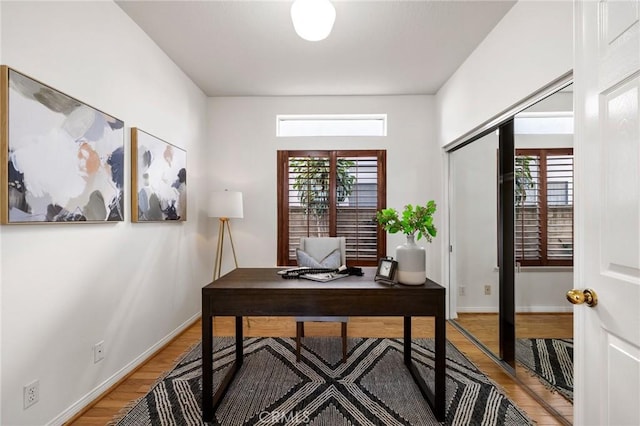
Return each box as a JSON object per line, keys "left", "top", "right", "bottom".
{"left": 235, "top": 316, "right": 243, "bottom": 367}
{"left": 434, "top": 308, "right": 446, "bottom": 421}
{"left": 404, "top": 315, "right": 446, "bottom": 422}
{"left": 202, "top": 303, "right": 213, "bottom": 422}
{"left": 203, "top": 317, "right": 244, "bottom": 422}
{"left": 403, "top": 316, "right": 411, "bottom": 365}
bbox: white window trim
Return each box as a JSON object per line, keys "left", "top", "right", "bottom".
{"left": 276, "top": 114, "right": 387, "bottom": 137}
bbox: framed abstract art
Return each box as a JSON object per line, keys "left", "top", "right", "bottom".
{"left": 131, "top": 128, "right": 186, "bottom": 222}
{"left": 0, "top": 66, "right": 125, "bottom": 223}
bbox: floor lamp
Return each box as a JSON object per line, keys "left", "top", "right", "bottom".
{"left": 209, "top": 190, "right": 244, "bottom": 281}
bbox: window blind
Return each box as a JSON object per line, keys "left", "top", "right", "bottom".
{"left": 546, "top": 153, "right": 573, "bottom": 261}
{"left": 287, "top": 154, "right": 331, "bottom": 261}
{"left": 277, "top": 150, "right": 386, "bottom": 266}
{"left": 336, "top": 156, "right": 379, "bottom": 263}
{"left": 515, "top": 148, "right": 573, "bottom": 266}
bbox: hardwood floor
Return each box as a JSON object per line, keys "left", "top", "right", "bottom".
{"left": 454, "top": 312, "right": 574, "bottom": 425}
{"left": 68, "top": 316, "right": 570, "bottom": 425}
{"left": 455, "top": 312, "right": 573, "bottom": 355}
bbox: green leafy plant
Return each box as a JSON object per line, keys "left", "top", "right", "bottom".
{"left": 290, "top": 158, "right": 355, "bottom": 233}
{"left": 515, "top": 155, "right": 534, "bottom": 205}
{"left": 376, "top": 200, "right": 437, "bottom": 242}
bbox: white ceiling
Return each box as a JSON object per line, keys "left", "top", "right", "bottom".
{"left": 116, "top": 0, "right": 516, "bottom": 97}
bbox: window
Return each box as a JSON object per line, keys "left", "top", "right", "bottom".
{"left": 515, "top": 148, "right": 573, "bottom": 266}
{"left": 277, "top": 150, "right": 386, "bottom": 266}
{"left": 514, "top": 112, "right": 573, "bottom": 135}
{"left": 276, "top": 114, "right": 387, "bottom": 137}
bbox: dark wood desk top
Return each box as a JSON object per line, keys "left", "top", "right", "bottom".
{"left": 203, "top": 267, "right": 444, "bottom": 291}
{"left": 202, "top": 267, "right": 445, "bottom": 317}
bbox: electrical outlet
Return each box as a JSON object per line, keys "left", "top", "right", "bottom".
{"left": 458, "top": 286, "right": 466, "bottom": 296}
{"left": 94, "top": 341, "right": 105, "bottom": 363}
{"left": 23, "top": 380, "right": 39, "bottom": 409}
{"left": 484, "top": 285, "right": 491, "bottom": 295}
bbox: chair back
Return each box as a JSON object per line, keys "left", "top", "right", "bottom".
{"left": 299, "top": 237, "right": 346, "bottom": 266}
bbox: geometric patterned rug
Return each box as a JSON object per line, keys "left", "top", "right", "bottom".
{"left": 115, "top": 337, "right": 534, "bottom": 425}
{"left": 516, "top": 338, "right": 573, "bottom": 403}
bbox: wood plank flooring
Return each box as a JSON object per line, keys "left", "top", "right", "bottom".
{"left": 454, "top": 313, "right": 574, "bottom": 424}
{"left": 454, "top": 313, "right": 573, "bottom": 355}
{"left": 68, "top": 316, "right": 570, "bottom": 425}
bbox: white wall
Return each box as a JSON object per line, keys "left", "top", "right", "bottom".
{"left": 437, "top": 1, "right": 573, "bottom": 147}
{"left": 207, "top": 96, "right": 444, "bottom": 282}
{"left": 0, "top": 2, "right": 209, "bottom": 425}
{"left": 449, "top": 131, "right": 500, "bottom": 313}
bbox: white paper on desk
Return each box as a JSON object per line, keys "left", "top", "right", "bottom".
{"left": 300, "top": 273, "right": 349, "bottom": 282}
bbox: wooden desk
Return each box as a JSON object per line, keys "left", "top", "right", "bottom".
{"left": 201, "top": 267, "right": 446, "bottom": 422}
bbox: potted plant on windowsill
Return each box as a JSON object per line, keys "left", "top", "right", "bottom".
{"left": 376, "top": 201, "right": 437, "bottom": 285}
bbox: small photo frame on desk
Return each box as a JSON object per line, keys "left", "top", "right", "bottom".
{"left": 375, "top": 256, "right": 398, "bottom": 285}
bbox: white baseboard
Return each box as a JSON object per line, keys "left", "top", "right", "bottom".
{"left": 454, "top": 306, "right": 572, "bottom": 314}
{"left": 515, "top": 305, "right": 573, "bottom": 313}
{"left": 455, "top": 307, "right": 499, "bottom": 313}
{"left": 49, "top": 312, "right": 201, "bottom": 426}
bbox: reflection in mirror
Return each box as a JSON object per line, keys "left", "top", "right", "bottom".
{"left": 449, "top": 131, "right": 500, "bottom": 354}
{"left": 448, "top": 82, "right": 574, "bottom": 424}
{"left": 514, "top": 84, "right": 574, "bottom": 421}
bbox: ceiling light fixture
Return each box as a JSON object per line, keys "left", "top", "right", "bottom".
{"left": 291, "top": 0, "right": 336, "bottom": 42}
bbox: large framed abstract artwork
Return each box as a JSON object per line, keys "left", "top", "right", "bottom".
{"left": 131, "top": 128, "right": 186, "bottom": 222}
{"left": 0, "top": 66, "right": 125, "bottom": 223}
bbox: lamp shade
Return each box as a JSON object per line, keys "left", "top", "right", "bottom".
{"left": 208, "top": 191, "right": 244, "bottom": 219}
{"left": 291, "top": 0, "right": 336, "bottom": 42}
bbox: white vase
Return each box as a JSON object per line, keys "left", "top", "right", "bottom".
{"left": 395, "top": 234, "right": 426, "bottom": 285}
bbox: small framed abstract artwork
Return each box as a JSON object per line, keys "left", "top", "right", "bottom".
{"left": 131, "top": 128, "right": 186, "bottom": 222}
{"left": 0, "top": 66, "right": 125, "bottom": 223}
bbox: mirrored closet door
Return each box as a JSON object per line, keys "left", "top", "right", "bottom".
{"left": 514, "top": 85, "right": 574, "bottom": 420}
{"left": 448, "top": 79, "right": 573, "bottom": 425}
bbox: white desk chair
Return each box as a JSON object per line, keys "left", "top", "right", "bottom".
{"left": 295, "top": 236, "right": 348, "bottom": 363}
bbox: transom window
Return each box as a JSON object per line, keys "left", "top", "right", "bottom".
{"left": 515, "top": 148, "right": 573, "bottom": 266}
{"left": 277, "top": 150, "right": 386, "bottom": 266}
{"left": 276, "top": 114, "right": 387, "bottom": 137}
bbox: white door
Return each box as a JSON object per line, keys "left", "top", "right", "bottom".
{"left": 574, "top": 1, "right": 640, "bottom": 425}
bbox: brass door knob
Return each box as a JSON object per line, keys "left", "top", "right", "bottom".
{"left": 566, "top": 288, "right": 598, "bottom": 307}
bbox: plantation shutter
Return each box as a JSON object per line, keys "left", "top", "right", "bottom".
{"left": 286, "top": 153, "right": 331, "bottom": 262}
{"left": 336, "top": 152, "right": 383, "bottom": 264}
{"left": 515, "top": 148, "right": 573, "bottom": 266}
{"left": 546, "top": 152, "right": 573, "bottom": 262}
{"left": 515, "top": 153, "right": 542, "bottom": 263}
{"left": 277, "top": 150, "right": 386, "bottom": 266}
